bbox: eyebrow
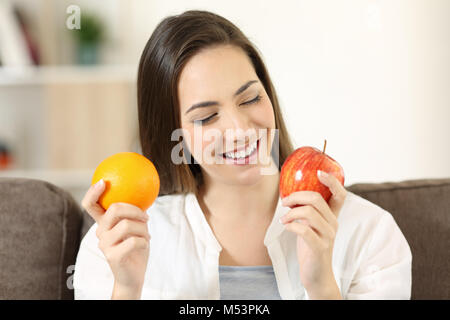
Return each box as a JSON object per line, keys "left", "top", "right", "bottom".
{"left": 184, "top": 80, "right": 258, "bottom": 115}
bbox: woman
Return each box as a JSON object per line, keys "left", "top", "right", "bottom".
{"left": 74, "top": 10, "right": 412, "bottom": 300}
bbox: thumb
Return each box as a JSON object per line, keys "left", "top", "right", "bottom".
{"left": 317, "top": 170, "right": 347, "bottom": 217}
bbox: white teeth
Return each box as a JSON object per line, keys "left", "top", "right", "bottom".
{"left": 224, "top": 140, "right": 257, "bottom": 159}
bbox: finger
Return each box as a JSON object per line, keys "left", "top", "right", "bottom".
{"left": 106, "top": 236, "right": 149, "bottom": 262}
{"left": 81, "top": 179, "right": 106, "bottom": 223}
{"left": 281, "top": 191, "right": 338, "bottom": 229}
{"left": 317, "top": 170, "right": 347, "bottom": 217}
{"left": 100, "top": 219, "right": 150, "bottom": 249}
{"left": 280, "top": 205, "right": 335, "bottom": 239}
{"left": 284, "top": 221, "right": 324, "bottom": 251}
{"left": 98, "top": 202, "right": 149, "bottom": 235}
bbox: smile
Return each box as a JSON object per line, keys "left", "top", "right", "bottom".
{"left": 221, "top": 138, "right": 260, "bottom": 165}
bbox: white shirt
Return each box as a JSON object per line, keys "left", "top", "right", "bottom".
{"left": 73, "top": 191, "right": 412, "bottom": 300}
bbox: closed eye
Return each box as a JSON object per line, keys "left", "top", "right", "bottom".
{"left": 194, "top": 113, "right": 217, "bottom": 125}
{"left": 194, "top": 95, "right": 262, "bottom": 125}
{"left": 241, "top": 94, "right": 262, "bottom": 106}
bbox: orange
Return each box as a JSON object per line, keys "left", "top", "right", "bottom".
{"left": 91, "top": 152, "right": 160, "bottom": 211}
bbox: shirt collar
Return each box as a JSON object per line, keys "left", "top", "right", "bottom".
{"left": 264, "top": 196, "right": 290, "bottom": 245}
{"left": 185, "top": 192, "right": 222, "bottom": 252}
{"left": 185, "top": 192, "right": 290, "bottom": 252}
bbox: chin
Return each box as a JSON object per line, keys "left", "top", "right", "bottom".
{"left": 221, "top": 165, "right": 266, "bottom": 186}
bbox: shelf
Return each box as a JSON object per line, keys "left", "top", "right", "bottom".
{"left": 0, "top": 65, "right": 137, "bottom": 86}
{"left": 0, "top": 169, "right": 93, "bottom": 189}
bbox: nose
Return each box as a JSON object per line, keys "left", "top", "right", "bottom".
{"left": 221, "top": 108, "right": 256, "bottom": 145}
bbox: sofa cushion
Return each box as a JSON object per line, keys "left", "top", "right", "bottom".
{"left": 347, "top": 178, "right": 450, "bottom": 300}
{"left": 0, "top": 177, "right": 83, "bottom": 299}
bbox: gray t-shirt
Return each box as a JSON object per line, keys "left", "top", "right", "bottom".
{"left": 219, "top": 265, "right": 282, "bottom": 300}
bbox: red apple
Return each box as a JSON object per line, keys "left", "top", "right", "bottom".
{"left": 279, "top": 140, "right": 345, "bottom": 206}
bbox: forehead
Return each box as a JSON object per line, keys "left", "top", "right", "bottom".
{"left": 177, "top": 45, "right": 257, "bottom": 109}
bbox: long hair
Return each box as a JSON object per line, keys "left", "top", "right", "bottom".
{"left": 137, "top": 10, "right": 294, "bottom": 195}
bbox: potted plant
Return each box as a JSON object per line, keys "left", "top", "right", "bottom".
{"left": 71, "top": 12, "right": 105, "bottom": 65}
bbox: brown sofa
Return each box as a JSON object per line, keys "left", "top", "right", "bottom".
{"left": 0, "top": 177, "right": 449, "bottom": 299}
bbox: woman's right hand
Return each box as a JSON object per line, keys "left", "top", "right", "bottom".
{"left": 81, "top": 179, "right": 150, "bottom": 299}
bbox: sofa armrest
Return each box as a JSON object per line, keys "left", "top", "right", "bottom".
{"left": 348, "top": 178, "right": 450, "bottom": 299}
{"left": 0, "top": 177, "right": 84, "bottom": 299}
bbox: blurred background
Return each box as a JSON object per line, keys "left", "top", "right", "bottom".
{"left": 0, "top": 0, "right": 449, "bottom": 205}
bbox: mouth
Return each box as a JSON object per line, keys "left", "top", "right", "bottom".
{"left": 220, "top": 138, "right": 261, "bottom": 165}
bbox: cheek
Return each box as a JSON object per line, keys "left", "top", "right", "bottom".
{"left": 184, "top": 127, "right": 212, "bottom": 159}
{"left": 253, "top": 100, "right": 275, "bottom": 127}
{"left": 181, "top": 125, "right": 219, "bottom": 162}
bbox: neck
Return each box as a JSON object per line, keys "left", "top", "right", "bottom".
{"left": 196, "top": 161, "right": 280, "bottom": 225}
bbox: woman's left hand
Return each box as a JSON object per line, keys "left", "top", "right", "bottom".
{"left": 280, "top": 170, "right": 347, "bottom": 299}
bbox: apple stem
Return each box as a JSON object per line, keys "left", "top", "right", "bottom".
{"left": 323, "top": 139, "right": 327, "bottom": 154}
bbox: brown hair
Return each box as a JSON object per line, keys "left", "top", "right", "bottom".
{"left": 137, "top": 10, "right": 294, "bottom": 196}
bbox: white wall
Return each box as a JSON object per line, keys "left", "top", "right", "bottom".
{"left": 123, "top": 0, "right": 450, "bottom": 185}
{"left": 10, "top": 0, "right": 444, "bottom": 185}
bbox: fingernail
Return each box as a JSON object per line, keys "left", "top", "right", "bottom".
{"left": 318, "top": 170, "right": 327, "bottom": 178}
{"left": 278, "top": 218, "right": 283, "bottom": 224}
{"left": 95, "top": 179, "right": 104, "bottom": 189}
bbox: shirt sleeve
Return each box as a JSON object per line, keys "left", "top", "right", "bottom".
{"left": 345, "top": 212, "right": 412, "bottom": 300}
{"left": 73, "top": 223, "right": 115, "bottom": 299}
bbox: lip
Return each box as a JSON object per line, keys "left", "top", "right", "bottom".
{"left": 221, "top": 138, "right": 260, "bottom": 165}
{"left": 221, "top": 138, "right": 260, "bottom": 155}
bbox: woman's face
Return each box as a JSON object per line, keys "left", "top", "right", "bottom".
{"left": 178, "top": 44, "right": 277, "bottom": 187}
